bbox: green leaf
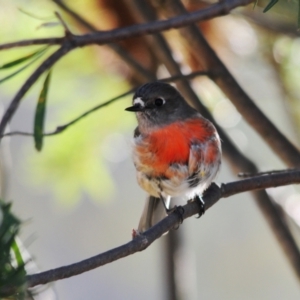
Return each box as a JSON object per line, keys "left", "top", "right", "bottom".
{"left": 253, "top": 0, "right": 259, "bottom": 9}
{"left": 0, "top": 200, "right": 27, "bottom": 298}
{"left": 34, "top": 71, "right": 51, "bottom": 151}
{"left": 0, "top": 47, "right": 49, "bottom": 84}
{"left": 263, "top": 0, "right": 279, "bottom": 12}
{"left": 11, "top": 239, "right": 24, "bottom": 269}
{"left": 0, "top": 46, "right": 48, "bottom": 70}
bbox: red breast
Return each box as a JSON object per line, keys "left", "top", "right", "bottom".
{"left": 134, "top": 118, "right": 217, "bottom": 177}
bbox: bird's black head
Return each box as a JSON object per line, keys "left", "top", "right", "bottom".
{"left": 125, "top": 82, "right": 197, "bottom": 130}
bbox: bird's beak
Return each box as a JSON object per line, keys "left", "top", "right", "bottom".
{"left": 125, "top": 104, "right": 144, "bottom": 112}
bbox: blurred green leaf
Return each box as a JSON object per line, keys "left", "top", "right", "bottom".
{"left": 0, "top": 47, "right": 49, "bottom": 85}
{"left": 0, "top": 46, "right": 48, "bottom": 70}
{"left": 34, "top": 70, "right": 51, "bottom": 151}
{"left": 27, "top": 67, "right": 133, "bottom": 206}
{"left": 263, "top": 0, "right": 279, "bottom": 12}
{"left": 253, "top": 0, "right": 259, "bottom": 9}
{"left": 0, "top": 201, "right": 27, "bottom": 299}
{"left": 11, "top": 239, "right": 24, "bottom": 269}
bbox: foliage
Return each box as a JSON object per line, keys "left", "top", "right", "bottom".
{"left": 0, "top": 201, "right": 27, "bottom": 299}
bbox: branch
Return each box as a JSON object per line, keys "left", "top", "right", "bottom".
{"left": 54, "top": 11, "right": 72, "bottom": 36}
{"left": 0, "top": 45, "right": 73, "bottom": 138}
{"left": 0, "top": 0, "right": 253, "bottom": 51}
{"left": 59, "top": 0, "right": 254, "bottom": 47}
{"left": 0, "top": 0, "right": 255, "bottom": 138}
{"left": 24, "top": 169, "right": 300, "bottom": 285}
{"left": 0, "top": 38, "right": 64, "bottom": 50}
{"left": 1, "top": 168, "right": 299, "bottom": 297}
{"left": 159, "top": 0, "right": 300, "bottom": 167}
{"left": 53, "top": 0, "right": 156, "bottom": 82}
{"left": 0, "top": 0, "right": 253, "bottom": 137}
{"left": 0, "top": 70, "right": 209, "bottom": 138}
{"left": 155, "top": 0, "right": 300, "bottom": 283}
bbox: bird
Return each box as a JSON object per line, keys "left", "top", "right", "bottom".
{"left": 125, "top": 82, "right": 221, "bottom": 234}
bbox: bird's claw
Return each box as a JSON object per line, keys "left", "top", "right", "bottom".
{"left": 167, "top": 205, "right": 185, "bottom": 229}
{"left": 194, "top": 195, "right": 205, "bottom": 218}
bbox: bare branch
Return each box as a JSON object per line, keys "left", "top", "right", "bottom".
{"left": 0, "top": 0, "right": 253, "bottom": 51}
{"left": 0, "top": 0, "right": 253, "bottom": 137}
{"left": 0, "top": 38, "right": 64, "bottom": 50}
{"left": 0, "top": 46, "right": 72, "bottom": 138}
{"left": 0, "top": 168, "right": 298, "bottom": 296}
{"left": 0, "top": 70, "right": 209, "bottom": 139}
{"left": 54, "top": 11, "right": 72, "bottom": 35}
{"left": 159, "top": 0, "right": 300, "bottom": 167}
{"left": 70, "top": 0, "right": 254, "bottom": 47}
{"left": 53, "top": 0, "right": 155, "bottom": 82}
{"left": 152, "top": 0, "right": 300, "bottom": 284}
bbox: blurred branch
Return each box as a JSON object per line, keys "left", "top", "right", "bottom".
{"left": 53, "top": 0, "right": 156, "bottom": 82}
{"left": 159, "top": 0, "right": 300, "bottom": 168}
{"left": 0, "top": 38, "right": 64, "bottom": 50}
{"left": 54, "top": 11, "right": 72, "bottom": 35}
{"left": 0, "top": 0, "right": 253, "bottom": 138}
{"left": 241, "top": 11, "right": 300, "bottom": 36}
{"left": 0, "top": 70, "right": 209, "bottom": 138}
{"left": 0, "top": 0, "right": 253, "bottom": 51}
{"left": 148, "top": 3, "right": 300, "bottom": 280}
{"left": 3, "top": 2, "right": 300, "bottom": 282}
{"left": 2, "top": 169, "right": 300, "bottom": 296}
{"left": 0, "top": 46, "right": 72, "bottom": 138}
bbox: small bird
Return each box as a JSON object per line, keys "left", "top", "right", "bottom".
{"left": 126, "top": 82, "right": 221, "bottom": 233}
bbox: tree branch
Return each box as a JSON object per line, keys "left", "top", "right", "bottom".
{"left": 0, "top": 70, "right": 209, "bottom": 139}
{"left": 25, "top": 169, "right": 300, "bottom": 285}
{"left": 159, "top": 0, "right": 300, "bottom": 168}
{"left": 130, "top": 4, "right": 300, "bottom": 286}
{"left": 53, "top": 0, "right": 156, "bottom": 82}
{"left": 0, "top": 0, "right": 253, "bottom": 137}
{"left": 1, "top": 168, "right": 300, "bottom": 297}
{"left": 0, "top": 38, "right": 64, "bottom": 50}
{"left": 0, "top": 0, "right": 253, "bottom": 51}
{"left": 0, "top": 45, "right": 73, "bottom": 138}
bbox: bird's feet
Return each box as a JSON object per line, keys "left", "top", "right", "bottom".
{"left": 167, "top": 205, "right": 185, "bottom": 228}
{"left": 193, "top": 195, "right": 205, "bottom": 218}
{"left": 192, "top": 182, "right": 220, "bottom": 218}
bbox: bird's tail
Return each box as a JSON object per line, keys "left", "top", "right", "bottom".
{"left": 137, "top": 196, "right": 170, "bottom": 233}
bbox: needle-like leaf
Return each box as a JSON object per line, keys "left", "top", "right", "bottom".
{"left": 0, "top": 46, "right": 48, "bottom": 70}
{"left": 263, "top": 0, "right": 279, "bottom": 12}
{"left": 34, "top": 70, "right": 51, "bottom": 151}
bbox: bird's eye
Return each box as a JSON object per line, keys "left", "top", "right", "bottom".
{"left": 154, "top": 98, "right": 164, "bottom": 107}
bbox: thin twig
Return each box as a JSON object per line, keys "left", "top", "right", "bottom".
{"left": 0, "top": 38, "right": 64, "bottom": 50}
{"left": 0, "top": 70, "right": 209, "bottom": 138}
{"left": 53, "top": 0, "right": 155, "bottom": 82}
{"left": 238, "top": 168, "right": 296, "bottom": 177}
{"left": 0, "top": 45, "right": 73, "bottom": 138}
{"left": 54, "top": 11, "right": 72, "bottom": 35}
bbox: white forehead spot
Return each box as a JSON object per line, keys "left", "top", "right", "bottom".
{"left": 133, "top": 97, "right": 145, "bottom": 107}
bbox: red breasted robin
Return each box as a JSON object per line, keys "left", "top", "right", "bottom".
{"left": 125, "top": 82, "right": 221, "bottom": 233}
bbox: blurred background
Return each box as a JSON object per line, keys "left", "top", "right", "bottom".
{"left": 1, "top": 0, "right": 300, "bottom": 299}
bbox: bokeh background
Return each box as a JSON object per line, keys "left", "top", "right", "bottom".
{"left": 1, "top": 0, "right": 300, "bottom": 299}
